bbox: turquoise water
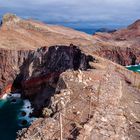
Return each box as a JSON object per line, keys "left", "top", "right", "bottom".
{"left": 126, "top": 65, "right": 140, "bottom": 73}
{"left": 0, "top": 94, "right": 34, "bottom": 140}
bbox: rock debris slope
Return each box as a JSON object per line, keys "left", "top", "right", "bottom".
{"left": 0, "top": 14, "right": 139, "bottom": 140}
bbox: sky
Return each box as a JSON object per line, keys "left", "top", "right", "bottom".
{"left": 0, "top": 0, "right": 140, "bottom": 29}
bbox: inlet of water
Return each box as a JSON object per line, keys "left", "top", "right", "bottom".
{"left": 0, "top": 93, "right": 35, "bottom": 140}
{"left": 126, "top": 64, "right": 140, "bottom": 73}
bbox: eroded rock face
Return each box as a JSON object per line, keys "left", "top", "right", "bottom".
{"left": 94, "top": 47, "right": 139, "bottom": 66}
{"left": 0, "top": 49, "right": 32, "bottom": 97}
{"left": 0, "top": 43, "right": 94, "bottom": 116}
{"left": 1, "top": 45, "right": 94, "bottom": 116}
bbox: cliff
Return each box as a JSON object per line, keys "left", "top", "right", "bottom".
{"left": 0, "top": 14, "right": 139, "bottom": 140}
{"left": 0, "top": 13, "right": 95, "bottom": 97}
{"left": 0, "top": 49, "right": 32, "bottom": 97}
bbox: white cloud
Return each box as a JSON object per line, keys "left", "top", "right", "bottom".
{"left": 0, "top": 0, "right": 140, "bottom": 27}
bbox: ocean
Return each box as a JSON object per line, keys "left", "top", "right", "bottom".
{"left": 74, "top": 28, "right": 97, "bottom": 34}
{"left": 0, "top": 94, "right": 35, "bottom": 140}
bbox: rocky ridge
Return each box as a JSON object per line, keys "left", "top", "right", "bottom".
{"left": 17, "top": 58, "right": 140, "bottom": 140}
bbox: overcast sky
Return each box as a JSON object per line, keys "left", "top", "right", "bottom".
{"left": 0, "top": 0, "right": 140, "bottom": 28}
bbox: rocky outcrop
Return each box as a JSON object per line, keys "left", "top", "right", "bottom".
{"left": 19, "top": 45, "right": 94, "bottom": 116}
{"left": 17, "top": 57, "right": 140, "bottom": 140}
{"left": 0, "top": 44, "right": 94, "bottom": 116}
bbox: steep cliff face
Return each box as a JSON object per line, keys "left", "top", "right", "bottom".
{"left": 0, "top": 43, "right": 94, "bottom": 116}
{"left": 12, "top": 45, "right": 94, "bottom": 116}
{"left": 93, "top": 46, "right": 140, "bottom": 66}
{"left": 0, "top": 49, "right": 32, "bottom": 97}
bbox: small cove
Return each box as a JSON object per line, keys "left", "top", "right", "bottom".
{"left": 126, "top": 64, "right": 140, "bottom": 73}
{"left": 0, "top": 93, "right": 35, "bottom": 140}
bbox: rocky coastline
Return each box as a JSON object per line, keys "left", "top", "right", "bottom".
{"left": 0, "top": 14, "right": 140, "bottom": 140}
